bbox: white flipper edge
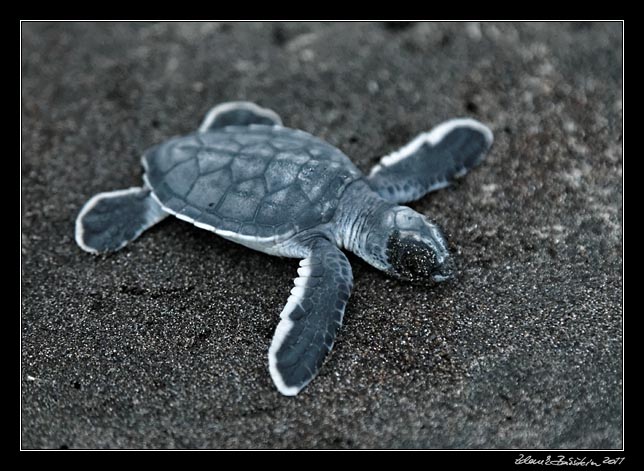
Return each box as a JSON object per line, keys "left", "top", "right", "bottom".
{"left": 268, "top": 257, "right": 315, "bottom": 396}
{"left": 74, "top": 187, "right": 168, "bottom": 255}
{"left": 198, "top": 101, "right": 283, "bottom": 133}
{"left": 369, "top": 118, "right": 493, "bottom": 176}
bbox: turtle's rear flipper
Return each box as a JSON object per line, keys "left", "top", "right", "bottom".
{"left": 198, "top": 101, "right": 283, "bottom": 132}
{"left": 75, "top": 187, "right": 168, "bottom": 254}
{"left": 269, "top": 238, "right": 353, "bottom": 396}
{"left": 367, "top": 119, "right": 493, "bottom": 204}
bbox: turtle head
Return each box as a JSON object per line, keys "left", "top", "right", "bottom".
{"left": 364, "top": 206, "right": 454, "bottom": 283}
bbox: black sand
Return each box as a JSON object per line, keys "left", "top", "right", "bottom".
{"left": 21, "top": 22, "right": 623, "bottom": 449}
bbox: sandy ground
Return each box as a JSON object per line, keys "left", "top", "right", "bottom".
{"left": 21, "top": 22, "right": 622, "bottom": 449}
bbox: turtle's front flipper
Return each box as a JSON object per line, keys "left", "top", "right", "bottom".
{"left": 269, "top": 238, "right": 353, "bottom": 396}
{"left": 75, "top": 187, "right": 168, "bottom": 254}
{"left": 367, "top": 119, "right": 493, "bottom": 204}
{"left": 198, "top": 101, "right": 282, "bottom": 132}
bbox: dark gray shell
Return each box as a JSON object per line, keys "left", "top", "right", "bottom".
{"left": 142, "top": 125, "right": 362, "bottom": 239}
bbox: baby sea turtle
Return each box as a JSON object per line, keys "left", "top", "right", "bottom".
{"left": 75, "top": 101, "right": 493, "bottom": 396}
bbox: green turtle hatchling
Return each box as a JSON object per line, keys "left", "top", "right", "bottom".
{"left": 76, "top": 101, "right": 493, "bottom": 395}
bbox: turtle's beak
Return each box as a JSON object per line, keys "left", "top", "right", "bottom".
{"left": 430, "top": 256, "right": 455, "bottom": 283}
